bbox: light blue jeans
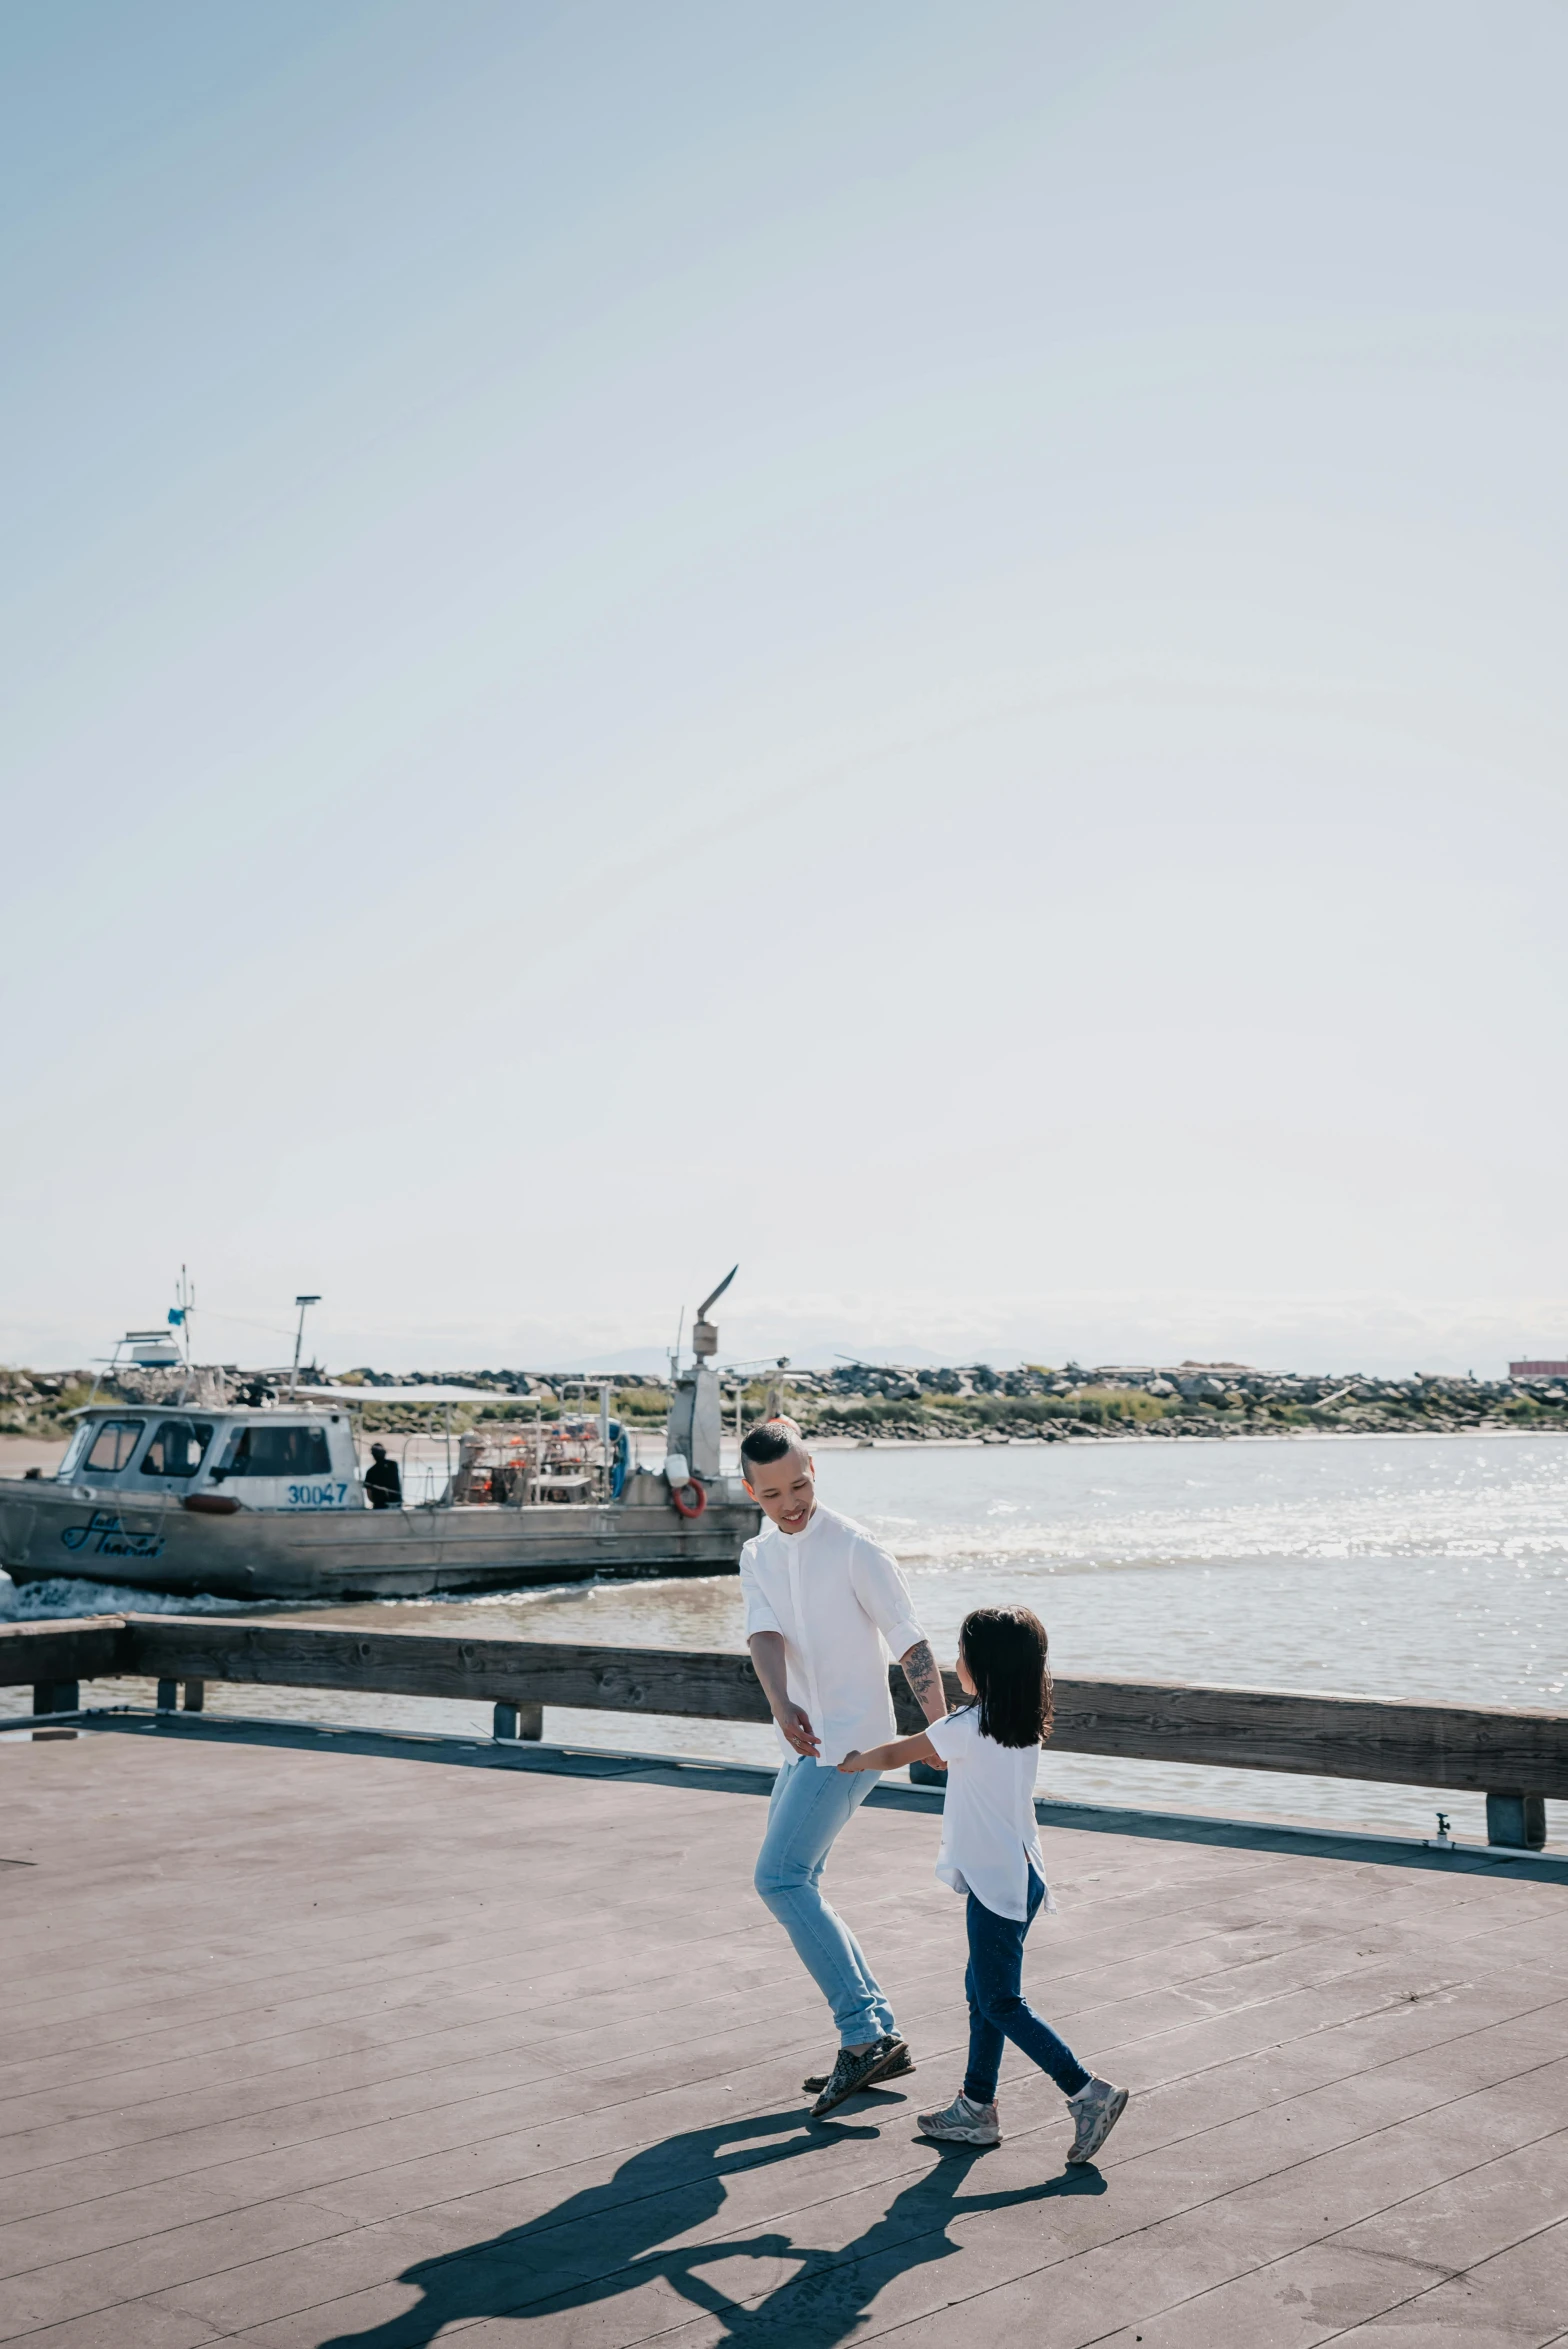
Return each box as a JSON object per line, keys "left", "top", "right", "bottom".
{"left": 754, "top": 1755, "right": 896, "bottom": 2047}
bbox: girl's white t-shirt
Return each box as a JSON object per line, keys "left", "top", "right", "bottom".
{"left": 924, "top": 1705, "right": 1050, "bottom": 1922}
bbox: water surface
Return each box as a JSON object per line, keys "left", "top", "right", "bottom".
{"left": 6, "top": 1434, "right": 1563, "bottom": 1846}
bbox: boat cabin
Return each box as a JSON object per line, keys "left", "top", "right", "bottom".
{"left": 56, "top": 1405, "right": 363, "bottom": 1511}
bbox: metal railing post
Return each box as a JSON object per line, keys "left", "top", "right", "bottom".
{"left": 493, "top": 1702, "right": 543, "bottom": 1743}
{"left": 1486, "top": 1791, "right": 1546, "bottom": 1850}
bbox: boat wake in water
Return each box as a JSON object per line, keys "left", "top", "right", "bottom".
{"left": 0, "top": 1570, "right": 252, "bottom": 1620}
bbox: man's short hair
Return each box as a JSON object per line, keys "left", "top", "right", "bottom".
{"left": 740, "top": 1418, "right": 805, "bottom": 1471}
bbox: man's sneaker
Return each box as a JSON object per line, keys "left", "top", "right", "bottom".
{"left": 810, "top": 2038, "right": 905, "bottom": 2118}
{"left": 802, "top": 2035, "right": 913, "bottom": 2095}
{"left": 1066, "top": 2077, "right": 1129, "bottom": 2164}
{"left": 916, "top": 2091, "right": 1001, "bottom": 2147}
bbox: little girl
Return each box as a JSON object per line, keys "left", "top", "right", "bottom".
{"left": 839, "top": 1604, "right": 1128, "bottom": 2163}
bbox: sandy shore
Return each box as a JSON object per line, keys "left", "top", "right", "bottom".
{"left": 0, "top": 1434, "right": 68, "bottom": 1475}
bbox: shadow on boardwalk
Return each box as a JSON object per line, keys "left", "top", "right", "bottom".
{"left": 317, "top": 2102, "right": 1104, "bottom": 2347}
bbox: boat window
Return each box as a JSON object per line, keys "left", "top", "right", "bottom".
{"left": 83, "top": 1419, "right": 146, "bottom": 1474}
{"left": 217, "top": 1424, "right": 332, "bottom": 1478}
{"left": 56, "top": 1424, "right": 91, "bottom": 1480}
{"left": 139, "top": 1420, "right": 214, "bottom": 1479}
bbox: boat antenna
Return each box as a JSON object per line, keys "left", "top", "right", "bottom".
{"left": 84, "top": 1334, "right": 123, "bottom": 1413}
{"left": 172, "top": 1264, "right": 195, "bottom": 1399}
{"left": 671, "top": 1306, "right": 685, "bottom": 1383}
{"left": 291, "top": 1295, "right": 322, "bottom": 1397}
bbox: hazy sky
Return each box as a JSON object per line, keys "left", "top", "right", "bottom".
{"left": 3, "top": 2, "right": 1566, "bottom": 1376}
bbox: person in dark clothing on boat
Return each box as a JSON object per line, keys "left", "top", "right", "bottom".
{"left": 364, "top": 1443, "right": 401, "bottom": 1508}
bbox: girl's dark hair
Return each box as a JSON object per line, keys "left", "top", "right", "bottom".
{"left": 958, "top": 1606, "right": 1053, "bottom": 1748}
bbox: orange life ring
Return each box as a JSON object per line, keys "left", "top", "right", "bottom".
{"left": 671, "top": 1477, "right": 707, "bottom": 1519}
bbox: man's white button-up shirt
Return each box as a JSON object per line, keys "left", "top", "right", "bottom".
{"left": 739, "top": 1503, "right": 925, "bottom": 1768}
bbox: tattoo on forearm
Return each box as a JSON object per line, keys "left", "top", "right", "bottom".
{"left": 901, "top": 1641, "right": 944, "bottom": 1715}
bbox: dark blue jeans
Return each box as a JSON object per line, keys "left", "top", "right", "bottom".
{"left": 963, "top": 1870, "right": 1091, "bottom": 2106}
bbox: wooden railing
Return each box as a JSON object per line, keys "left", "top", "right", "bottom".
{"left": 4, "top": 1614, "right": 1562, "bottom": 1849}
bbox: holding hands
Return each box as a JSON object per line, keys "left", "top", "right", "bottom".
{"left": 746, "top": 1628, "right": 950, "bottom": 1774}
{"left": 838, "top": 1730, "right": 941, "bottom": 1775}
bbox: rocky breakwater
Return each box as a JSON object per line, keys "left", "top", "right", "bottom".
{"left": 6, "top": 1361, "right": 1568, "bottom": 1449}
{"left": 771, "top": 1360, "right": 1568, "bottom": 1443}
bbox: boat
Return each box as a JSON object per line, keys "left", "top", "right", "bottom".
{"left": 0, "top": 1275, "right": 761, "bottom": 1602}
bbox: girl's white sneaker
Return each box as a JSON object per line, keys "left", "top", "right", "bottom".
{"left": 916, "top": 2092, "right": 1001, "bottom": 2147}
{"left": 1066, "top": 2077, "right": 1129, "bottom": 2164}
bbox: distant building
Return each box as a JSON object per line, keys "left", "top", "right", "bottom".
{"left": 1510, "top": 1360, "right": 1568, "bottom": 1380}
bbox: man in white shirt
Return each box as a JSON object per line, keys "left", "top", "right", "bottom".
{"left": 739, "top": 1420, "right": 949, "bottom": 2117}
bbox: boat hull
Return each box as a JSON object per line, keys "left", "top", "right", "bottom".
{"left": 0, "top": 1483, "right": 759, "bottom": 1601}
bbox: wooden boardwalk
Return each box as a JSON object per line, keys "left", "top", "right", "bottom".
{"left": 1, "top": 1727, "right": 1566, "bottom": 2349}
